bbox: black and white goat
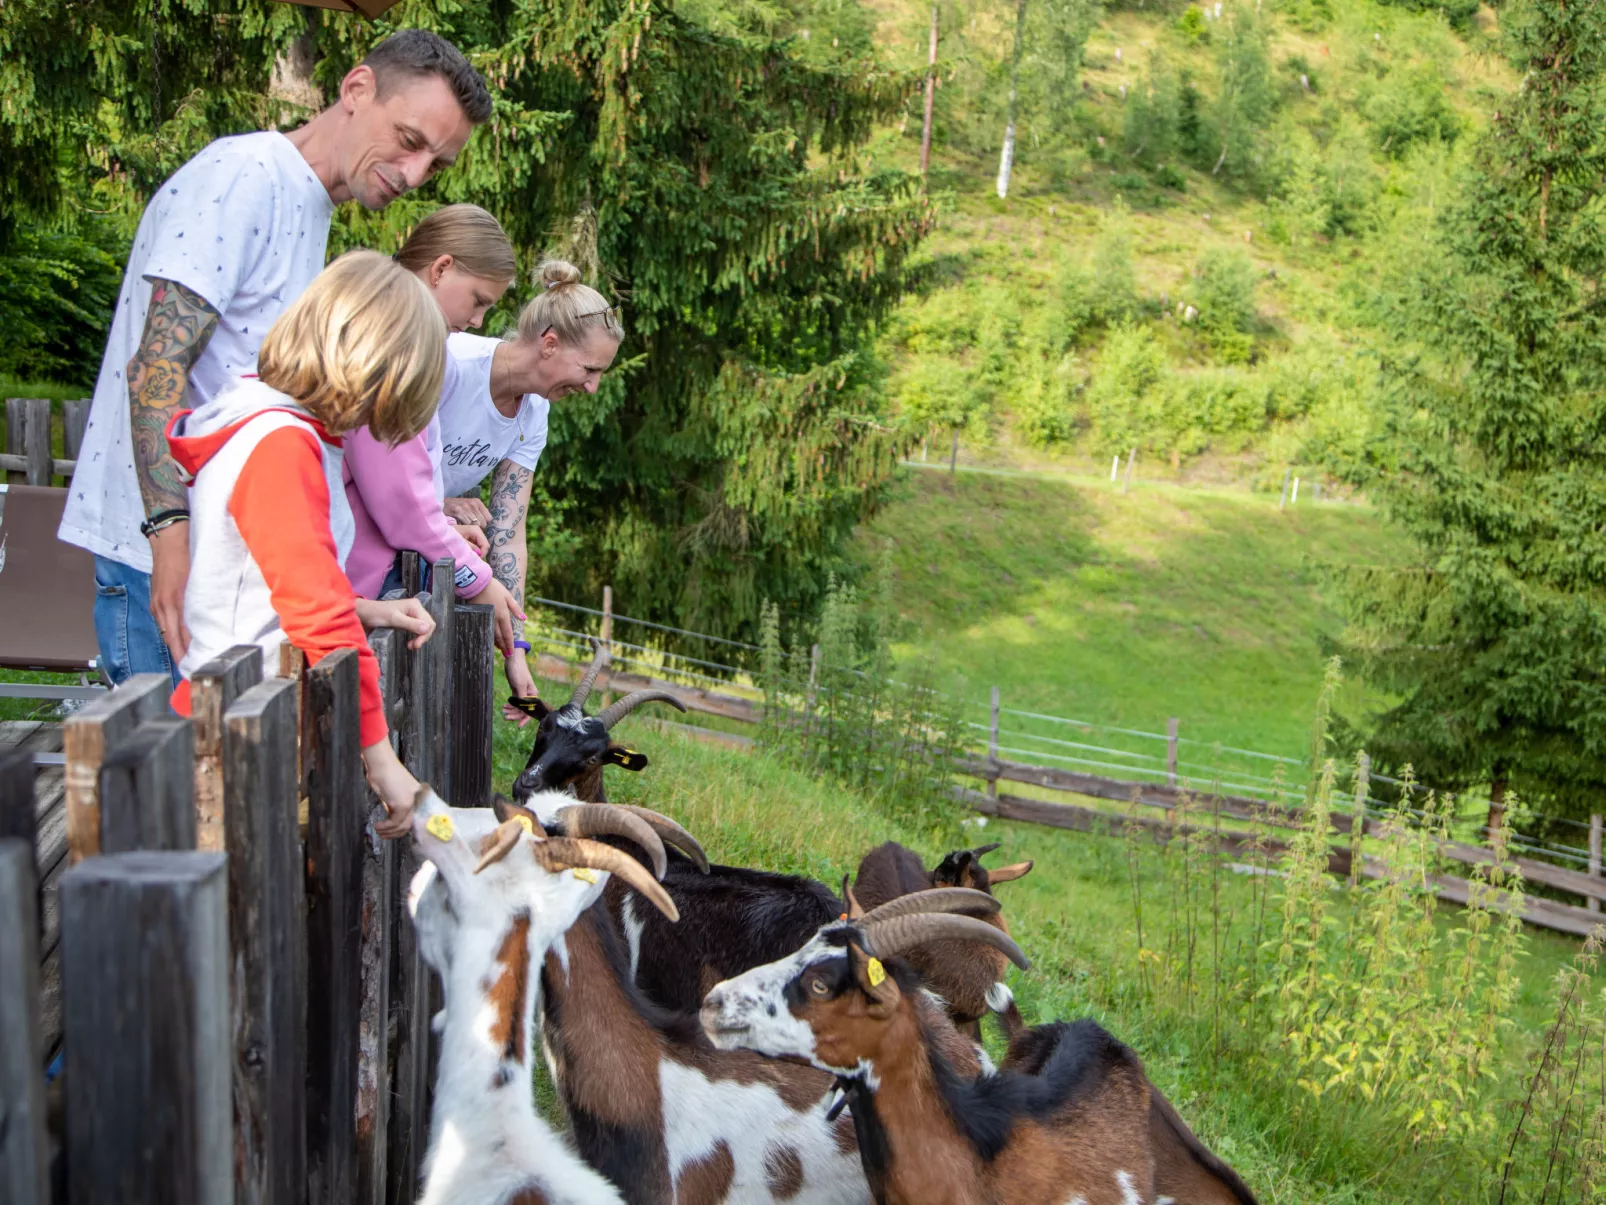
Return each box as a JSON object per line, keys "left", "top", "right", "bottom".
{"left": 406, "top": 788, "right": 683, "bottom": 1205}
{"left": 702, "top": 894, "right": 1258, "bottom": 1205}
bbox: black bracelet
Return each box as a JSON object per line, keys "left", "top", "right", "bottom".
{"left": 140, "top": 509, "right": 190, "bottom": 538}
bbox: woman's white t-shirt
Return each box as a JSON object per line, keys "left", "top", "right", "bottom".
{"left": 436, "top": 333, "right": 549, "bottom": 498}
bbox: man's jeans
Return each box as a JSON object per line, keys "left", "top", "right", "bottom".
{"left": 93, "top": 556, "right": 180, "bottom": 687}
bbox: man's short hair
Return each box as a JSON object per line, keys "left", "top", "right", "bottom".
{"left": 362, "top": 30, "right": 493, "bottom": 125}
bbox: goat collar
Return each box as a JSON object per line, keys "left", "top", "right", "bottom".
{"left": 831, "top": 1072, "right": 890, "bottom": 1205}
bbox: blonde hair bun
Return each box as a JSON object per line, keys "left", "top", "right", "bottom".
{"left": 537, "top": 259, "right": 584, "bottom": 290}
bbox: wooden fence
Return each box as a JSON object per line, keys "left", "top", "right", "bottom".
{"left": 0, "top": 555, "right": 494, "bottom": 1205}
{"left": 3, "top": 397, "right": 89, "bottom": 486}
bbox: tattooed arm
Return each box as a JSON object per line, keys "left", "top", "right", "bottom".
{"left": 128, "top": 277, "right": 220, "bottom": 660}
{"left": 485, "top": 458, "right": 537, "bottom": 709}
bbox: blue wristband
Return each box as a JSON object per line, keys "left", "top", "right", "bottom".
{"left": 506, "top": 639, "right": 532, "bottom": 659}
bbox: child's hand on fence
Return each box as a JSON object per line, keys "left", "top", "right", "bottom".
{"left": 466, "top": 578, "right": 525, "bottom": 654}
{"left": 354, "top": 598, "right": 437, "bottom": 649}
{"left": 363, "top": 738, "right": 421, "bottom": 838}
{"left": 452, "top": 522, "right": 490, "bottom": 557}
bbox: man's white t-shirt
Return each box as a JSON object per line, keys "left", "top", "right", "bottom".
{"left": 436, "top": 332, "right": 550, "bottom": 498}
{"left": 59, "top": 131, "right": 334, "bottom": 570}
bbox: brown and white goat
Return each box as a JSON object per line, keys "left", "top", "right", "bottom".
{"left": 853, "top": 841, "right": 1033, "bottom": 1039}
{"left": 701, "top": 897, "right": 1257, "bottom": 1205}
{"left": 406, "top": 788, "right": 684, "bottom": 1205}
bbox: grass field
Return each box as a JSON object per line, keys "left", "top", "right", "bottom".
{"left": 861, "top": 463, "right": 1411, "bottom": 759}
{"left": 490, "top": 716, "right": 1604, "bottom": 1204}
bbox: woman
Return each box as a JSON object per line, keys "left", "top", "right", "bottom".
{"left": 435, "top": 258, "right": 624, "bottom": 714}
{"left": 342, "top": 204, "right": 527, "bottom": 656}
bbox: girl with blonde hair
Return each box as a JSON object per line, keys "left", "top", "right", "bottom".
{"left": 436, "top": 257, "right": 625, "bottom": 719}
{"left": 168, "top": 250, "right": 442, "bottom": 835}
{"left": 343, "top": 203, "right": 528, "bottom": 659}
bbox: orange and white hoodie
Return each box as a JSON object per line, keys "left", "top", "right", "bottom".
{"left": 166, "top": 378, "right": 386, "bottom": 746}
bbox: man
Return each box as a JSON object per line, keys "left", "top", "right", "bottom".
{"left": 58, "top": 30, "right": 492, "bottom": 683}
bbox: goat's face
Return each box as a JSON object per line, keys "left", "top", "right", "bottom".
{"left": 929, "top": 842, "right": 1034, "bottom": 894}
{"left": 702, "top": 926, "right": 905, "bottom": 1073}
{"left": 512, "top": 700, "right": 649, "bottom": 813}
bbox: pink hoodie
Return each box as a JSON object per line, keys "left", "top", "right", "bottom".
{"left": 342, "top": 414, "right": 493, "bottom": 601}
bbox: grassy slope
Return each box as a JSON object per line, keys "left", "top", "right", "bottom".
{"left": 862, "top": 463, "right": 1409, "bottom": 757}
{"left": 492, "top": 719, "right": 1599, "bottom": 1204}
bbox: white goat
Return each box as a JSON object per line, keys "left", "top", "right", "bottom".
{"left": 407, "top": 788, "right": 682, "bottom": 1205}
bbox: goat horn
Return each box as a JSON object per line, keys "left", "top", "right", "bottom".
{"left": 552, "top": 804, "right": 668, "bottom": 879}
{"left": 596, "top": 689, "right": 688, "bottom": 730}
{"left": 614, "top": 805, "right": 709, "bottom": 873}
{"left": 858, "top": 886, "right": 1001, "bottom": 927}
{"left": 969, "top": 842, "right": 1003, "bottom": 859}
{"left": 862, "top": 913, "right": 1030, "bottom": 971}
{"left": 474, "top": 819, "right": 526, "bottom": 874}
{"left": 534, "top": 837, "right": 679, "bottom": 922}
{"left": 568, "top": 638, "right": 612, "bottom": 712}
{"left": 843, "top": 877, "right": 865, "bottom": 920}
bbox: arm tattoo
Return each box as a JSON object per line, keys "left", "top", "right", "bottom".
{"left": 485, "top": 460, "right": 534, "bottom": 601}
{"left": 128, "top": 278, "right": 219, "bottom": 515}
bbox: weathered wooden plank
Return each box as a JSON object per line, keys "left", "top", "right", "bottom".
{"left": 98, "top": 716, "right": 196, "bottom": 853}
{"left": 0, "top": 840, "right": 49, "bottom": 1205}
{"left": 190, "top": 646, "right": 264, "bottom": 853}
{"left": 450, "top": 602, "right": 494, "bottom": 807}
{"left": 61, "top": 399, "right": 90, "bottom": 463}
{"left": 356, "top": 629, "right": 397, "bottom": 1205}
{"left": 63, "top": 673, "right": 171, "bottom": 863}
{"left": 303, "top": 649, "right": 363, "bottom": 1205}
{"left": 61, "top": 851, "right": 232, "bottom": 1205}
{"left": 421, "top": 557, "right": 455, "bottom": 794}
{"left": 5, "top": 398, "right": 52, "bottom": 486}
{"left": 0, "top": 750, "right": 38, "bottom": 944}
{"left": 222, "top": 677, "right": 307, "bottom": 1205}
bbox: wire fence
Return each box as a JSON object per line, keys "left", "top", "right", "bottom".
{"left": 524, "top": 593, "right": 1601, "bottom": 875}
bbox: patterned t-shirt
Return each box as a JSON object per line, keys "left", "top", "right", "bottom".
{"left": 435, "top": 332, "right": 550, "bottom": 499}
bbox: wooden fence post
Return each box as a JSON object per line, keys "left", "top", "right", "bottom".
{"left": 1279, "top": 467, "right": 1292, "bottom": 510}
{"left": 450, "top": 603, "right": 495, "bottom": 807}
{"left": 988, "top": 687, "right": 1000, "bottom": 801}
{"left": 4, "top": 398, "right": 52, "bottom": 486}
{"left": 62, "top": 399, "right": 90, "bottom": 464}
{"left": 1351, "top": 752, "right": 1370, "bottom": 887}
{"left": 98, "top": 716, "right": 197, "bottom": 853}
{"left": 600, "top": 584, "right": 614, "bottom": 710}
{"left": 61, "top": 851, "right": 233, "bottom": 1205}
{"left": 191, "top": 646, "right": 264, "bottom": 853}
{"left": 1, "top": 840, "right": 49, "bottom": 1205}
{"left": 222, "top": 677, "right": 306, "bottom": 1205}
{"left": 302, "top": 649, "right": 363, "bottom": 1205}
{"left": 1165, "top": 717, "right": 1179, "bottom": 788}
{"left": 1590, "top": 813, "right": 1602, "bottom": 915}
{"left": 357, "top": 631, "right": 399, "bottom": 1205}
{"left": 63, "top": 673, "right": 171, "bottom": 863}
{"left": 1122, "top": 447, "right": 1136, "bottom": 495}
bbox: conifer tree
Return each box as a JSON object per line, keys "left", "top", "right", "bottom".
{"left": 1335, "top": 0, "right": 1606, "bottom": 826}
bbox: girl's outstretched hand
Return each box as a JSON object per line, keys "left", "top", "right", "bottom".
{"left": 355, "top": 597, "right": 436, "bottom": 649}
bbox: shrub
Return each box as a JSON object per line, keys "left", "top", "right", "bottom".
{"left": 1176, "top": 5, "right": 1209, "bottom": 44}
{"left": 1189, "top": 248, "right": 1259, "bottom": 360}
{"left": 1085, "top": 320, "right": 1167, "bottom": 450}
{"left": 1365, "top": 64, "right": 1464, "bottom": 158}
{"left": 0, "top": 221, "right": 124, "bottom": 387}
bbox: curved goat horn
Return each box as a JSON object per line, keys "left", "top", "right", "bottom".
{"left": 596, "top": 689, "right": 688, "bottom": 731}
{"left": 533, "top": 837, "right": 679, "bottom": 922}
{"left": 843, "top": 877, "right": 865, "bottom": 920}
{"left": 474, "top": 819, "right": 526, "bottom": 875}
{"left": 862, "top": 913, "right": 1030, "bottom": 970}
{"left": 552, "top": 804, "right": 668, "bottom": 879}
{"left": 969, "top": 842, "right": 1003, "bottom": 859}
{"left": 858, "top": 886, "right": 1001, "bottom": 927}
{"left": 614, "top": 805, "right": 709, "bottom": 873}
{"left": 568, "top": 638, "right": 612, "bottom": 712}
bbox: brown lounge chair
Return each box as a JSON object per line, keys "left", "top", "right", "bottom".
{"left": 0, "top": 485, "right": 106, "bottom": 710}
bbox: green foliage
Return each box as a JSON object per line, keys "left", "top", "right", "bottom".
{"left": 1188, "top": 247, "right": 1258, "bottom": 361}
{"left": 1175, "top": 4, "right": 1210, "bottom": 45}
{"left": 0, "top": 220, "right": 123, "bottom": 385}
{"left": 1085, "top": 319, "right": 1166, "bottom": 450}
{"left": 1207, "top": 5, "right": 1276, "bottom": 180}
{"left": 1122, "top": 50, "right": 1183, "bottom": 168}
{"left": 1334, "top": 0, "right": 1606, "bottom": 820}
{"left": 1364, "top": 62, "right": 1464, "bottom": 157}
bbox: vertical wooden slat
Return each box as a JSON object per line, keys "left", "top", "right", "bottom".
{"left": 63, "top": 673, "right": 171, "bottom": 863}
{"left": 0, "top": 748, "right": 40, "bottom": 946}
{"left": 222, "top": 677, "right": 306, "bottom": 1205}
{"left": 450, "top": 603, "right": 495, "bottom": 807}
{"left": 61, "top": 399, "right": 90, "bottom": 464}
{"left": 61, "top": 851, "right": 233, "bottom": 1205}
{"left": 600, "top": 584, "right": 614, "bottom": 711}
{"left": 423, "top": 557, "right": 454, "bottom": 795}
{"left": 5, "top": 399, "right": 52, "bottom": 486}
{"left": 98, "top": 716, "right": 196, "bottom": 853}
{"left": 987, "top": 687, "right": 1000, "bottom": 802}
{"left": 1589, "top": 813, "right": 1602, "bottom": 915}
{"left": 0, "top": 840, "right": 49, "bottom": 1205}
{"left": 190, "top": 646, "right": 264, "bottom": 853}
{"left": 304, "top": 649, "right": 363, "bottom": 1205}
{"left": 357, "top": 631, "right": 398, "bottom": 1205}
{"left": 1165, "top": 717, "right": 1179, "bottom": 789}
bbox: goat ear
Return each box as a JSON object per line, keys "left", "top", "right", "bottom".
{"left": 603, "top": 745, "right": 649, "bottom": 771}
{"left": 987, "top": 860, "right": 1034, "bottom": 885}
{"left": 849, "top": 941, "right": 900, "bottom": 1010}
{"left": 508, "top": 695, "right": 551, "bottom": 720}
{"left": 492, "top": 794, "right": 543, "bottom": 831}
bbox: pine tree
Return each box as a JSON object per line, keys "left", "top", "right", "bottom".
{"left": 1334, "top": 0, "right": 1606, "bottom": 826}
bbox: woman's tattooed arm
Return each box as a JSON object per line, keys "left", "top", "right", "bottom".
{"left": 127, "top": 278, "right": 219, "bottom": 515}
{"left": 485, "top": 459, "right": 535, "bottom": 607}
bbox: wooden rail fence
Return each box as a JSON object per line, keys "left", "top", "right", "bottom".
{"left": 0, "top": 554, "right": 495, "bottom": 1205}
{"left": 3, "top": 397, "right": 89, "bottom": 486}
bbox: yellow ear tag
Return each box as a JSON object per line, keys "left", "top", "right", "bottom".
{"left": 571, "top": 867, "right": 600, "bottom": 884}
{"left": 425, "top": 813, "right": 454, "bottom": 842}
{"left": 515, "top": 814, "right": 535, "bottom": 835}
{"left": 866, "top": 957, "right": 886, "bottom": 987}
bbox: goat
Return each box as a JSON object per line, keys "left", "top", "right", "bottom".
{"left": 853, "top": 842, "right": 1033, "bottom": 1040}
{"left": 701, "top": 894, "right": 1257, "bottom": 1205}
{"left": 508, "top": 639, "right": 687, "bottom": 803}
{"left": 406, "top": 787, "right": 685, "bottom": 1205}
